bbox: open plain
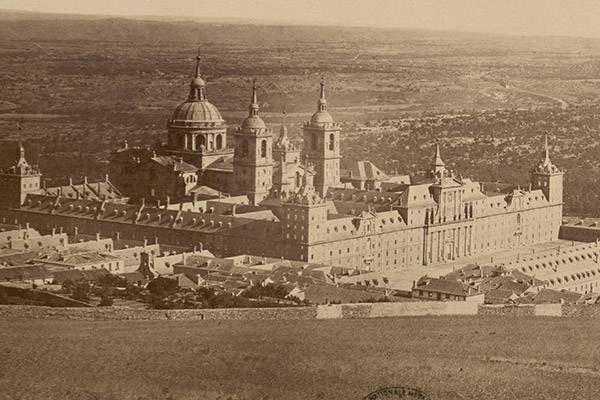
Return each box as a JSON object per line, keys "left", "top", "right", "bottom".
{"left": 1, "top": 316, "right": 600, "bottom": 399}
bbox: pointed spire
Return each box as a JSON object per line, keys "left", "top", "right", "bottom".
{"left": 535, "top": 131, "right": 560, "bottom": 173}
{"left": 17, "top": 138, "right": 25, "bottom": 162}
{"left": 433, "top": 139, "right": 445, "bottom": 167}
{"left": 195, "top": 48, "right": 202, "bottom": 79}
{"left": 320, "top": 77, "right": 325, "bottom": 100}
{"left": 543, "top": 131, "right": 551, "bottom": 165}
{"left": 189, "top": 49, "right": 206, "bottom": 101}
{"left": 248, "top": 79, "right": 260, "bottom": 117}
{"left": 280, "top": 110, "right": 288, "bottom": 136}
{"left": 317, "top": 77, "right": 327, "bottom": 112}
{"left": 431, "top": 139, "right": 446, "bottom": 180}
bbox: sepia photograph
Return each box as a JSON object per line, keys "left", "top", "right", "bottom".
{"left": 2, "top": 0, "right": 600, "bottom": 398}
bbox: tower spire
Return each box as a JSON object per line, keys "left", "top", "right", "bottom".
{"left": 431, "top": 139, "right": 446, "bottom": 179}
{"left": 543, "top": 131, "right": 551, "bottom": 165}
{"left": 433, "top": 139, "right": 445, "bottom": 167}
{"left": 249, "top": 79, "right": 259, "bottom": 117}
{"left": 195, "top": 49, "right": 201, "bottom": 79}
{"left": 317, "top": 77, "right": 327, "bottom": 112}
{"left": 280, "top": 110, "right": 288, "bottom": 136}
{"left": 189, "top": 49, "right": 206, "bottom": 101}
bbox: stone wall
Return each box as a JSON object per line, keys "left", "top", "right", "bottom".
{"left": 4, "top": 302, "right": 600, "bottom": 321}
{"left": 561, "top": 304, "right": 600, "bottom": 317}
{"left": 477, "top": 305, "right": 535, "bottom": 316}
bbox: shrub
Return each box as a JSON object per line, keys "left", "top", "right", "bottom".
{"left": 147, "top": 277, "right": 178, "bottom": 297}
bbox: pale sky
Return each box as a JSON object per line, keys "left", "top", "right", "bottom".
{"left": 2, "top": 0, "right": 600, "bottom": 38}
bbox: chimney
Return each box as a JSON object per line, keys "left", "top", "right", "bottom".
{"left": 154, "top": 236, "right": 158, "bottom": 244}
{"left": 166, "top": 196, "right": 170, "bottom": 208}
{"left": 69, "top": 177, "right": 73, "bottom": 186}
{"left": 116, "top": 231, "right": 120, "bottom": 240}
{"left": 157, "top": 199, "right": 161, "bottom": 208}
{"left": 141, "top": 197, "right": 145, "bottom": 207}
{"left": 26, "top": 222, "right": 29, "bottom": 229}
{"left": 105, "top": 174, "right": 109, "bottom": 182}
{"left": 84, "top": 176, "right": 88, "bottom": 185}
{"left": 193, "top": 245, "right": 197, "bottom": 254}
{"left": 198, "top": 242, "right": 203, "bottom": 252}
{"left": 59, "top": 226, "right": 63, "bottom": 234}
{"left": 96, "top": 233, "right": 100, "bottom": 241}
{"left": 74, "top": 226, "right": 78, "bottom": 235}
{"left": 51, "top": 227, "right": 55, "bottom": 236}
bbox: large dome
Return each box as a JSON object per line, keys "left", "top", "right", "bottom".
{"left": 170, "top": 100, "right": 224, "bottom": 124}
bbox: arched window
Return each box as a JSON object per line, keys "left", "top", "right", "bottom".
{"left": 261, "top": 140, "right": 267, "bottom": 158}
{"left": 312, "top": 132, "right": 318, "bottom": 150}
{"left": 329, "top": 133, "right": 335, "bottom": 151}
{"left": 196, "top": 135, "right": 205, "bottom": 150}
{"left": 469, "top": 204, "right": 473, "bottom": 218}
{"left": 216, "top": 134, "right": 222, "bottom": 149}
{"left": 517, "top": 213, "right": 521, "bottom": 224}
{"left": 295, "top": 172, "right": 302, "bottom": 187}
{"left": 242, "top": 140, "right": 249, "bottom": 157}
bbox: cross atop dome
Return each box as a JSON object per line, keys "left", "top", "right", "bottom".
{"left": 188, "top": 49, "right": 207, "bottom": 101}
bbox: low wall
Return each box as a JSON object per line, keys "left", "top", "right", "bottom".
{"left": 561, "top": 304, "right": 600, "bottom": 317}
{"left": 3, "top": 303, "right": 600, "bottom": 321}
{"left": 477, "top": 305, "right": 535, "bottom": 316}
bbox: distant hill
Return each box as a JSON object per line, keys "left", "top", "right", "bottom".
{"left": 0, "top": 7, "right": 507, "bottom": 45}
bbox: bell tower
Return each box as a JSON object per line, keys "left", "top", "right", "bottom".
{"left": 0, "top": 141, "right": 42, "bottom": 208}
{"left": 302, "top": 80, "right": 341, "bottom": 197}
{"left": 232, "top": 82, "right": 274, "bottom": 205}
{"left": 531, "top": 133, "right": 563, "bottom": 205}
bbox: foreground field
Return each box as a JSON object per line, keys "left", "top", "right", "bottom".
{"left": 1, "top": 316, "right": 600, "bottom": 399}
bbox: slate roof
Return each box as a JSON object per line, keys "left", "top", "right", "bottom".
{"left": 42, "top": 179, "right": 123, "bottom": 202}
{"left": 414, "top": 276, "right": 478, "bottom": 297}
{"left": 533, "top": 289, "right": 582, "bottom": 304}
{"left": 50, "top": 268, "right": 110, "bottom": 284}
{"left": 151, "top": 156, "right": 198, "bottom": 173}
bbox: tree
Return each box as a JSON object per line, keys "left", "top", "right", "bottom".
{"left": 71, "top": 282, "right": 91, "bottom": 302}
{"left": 147, "top": 277, "right": 178, "bottom": 297}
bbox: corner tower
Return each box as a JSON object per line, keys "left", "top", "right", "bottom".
{"left": 0, "top": 141, "right": 42, "bottom": 208}
{"left": 233, "top": 82, "right": 274, "bottom": 205}
{"left": 302, "top": 80, "right": 341, "bottom": 196}
{"left": 531, "top": 133, "right": 563, "bottom": 205}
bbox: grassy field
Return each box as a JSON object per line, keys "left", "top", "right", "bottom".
{"left": 2, "top": 316, "right": 600, "bottom": 399}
